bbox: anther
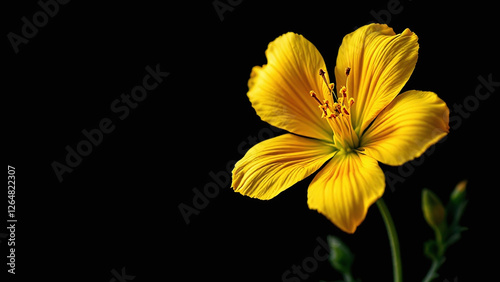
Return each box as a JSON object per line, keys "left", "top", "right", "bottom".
{"left": 340, "top": 86, "right": 347, "bottom": 98}
{"left": 345, "top": 67, "right": 351, "bottom": 76}
{"left": 349, "top": 98, "right": 355, "bottom": 106}
{"left": 309, "top": 91, "right": 323, "bottom": 105}
{"left": 319, "top": 68, "right": 330, "bottom": 90}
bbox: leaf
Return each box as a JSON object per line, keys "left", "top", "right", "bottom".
{"left": 327, "top": 235, "right": 355, "bottom": 275}
{"left": 445, "top": 225, "right": 468, "bottom": 248}
{"left": 423, "top": 240, "right": 439, "bottom": 260}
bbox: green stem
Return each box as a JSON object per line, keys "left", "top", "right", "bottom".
{"left": 422, "top": 257, "right": 445, "bottom": 282}
{"left": 376, "top": 198, "right": 403, "bottom": 282}
{"left": 422, "top": 227, "right": 446, "bottom": 282}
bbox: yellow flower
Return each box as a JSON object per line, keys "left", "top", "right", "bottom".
{"left": 231, "top": 24, "right": 450, "bottom": 233}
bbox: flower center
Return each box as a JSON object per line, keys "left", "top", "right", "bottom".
{"left": 309, "top": 67, "right": 359, "bottom": 150}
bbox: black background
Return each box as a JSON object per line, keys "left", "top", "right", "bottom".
{"left": 4, "top": 0, "right": 499, "bottom": 281}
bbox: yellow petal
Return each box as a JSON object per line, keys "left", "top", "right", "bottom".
{"left": 307, "top": 152, "right": 385, "bottom": 233}
{"left": 334, "top": 24, "right": 419, "bottom": 135}
{"left": 360, "top": 90, "right": 450, "bottom": 166}
{"left": 232, "top": 133, "right": 336, "bottom": 200}
{"left": 248, "top": 32, "right": 334, "bottom": 142}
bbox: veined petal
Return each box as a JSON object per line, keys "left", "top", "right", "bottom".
{"left": 334, "top": 24, "right": 419, "bottom": 134}
{"left": 307, "top": 152, "right": 385, "bottom": 233}
{"left": 248, "top": 32, "right": 334, "bottom": 142}
{"left": 361, "top": 90, "right": 450, "bottom": 166}
{"left": 232, "top": 133, "right": 336, "bottom": 200}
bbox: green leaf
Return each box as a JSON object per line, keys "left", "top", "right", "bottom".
{"left": 423, "top": 240, "right": 440, "bottom": 260}
{"left": 445, "top": 225, "right": 468, "bottom": 248}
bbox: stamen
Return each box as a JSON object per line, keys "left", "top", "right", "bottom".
{"left": 319, "top": 68, "right": 338, "bottom": 102}
{"left": 344, "top": 67, "right": 351, "bottom": 92}
{"left": 308, "top": 68, "right": 355, "bottom": 124}
{"left": 309, "top": 91, "right": 323, "bottom": 105}
{"left": 310, "top": 91, "right": 328, "bottom": 116}
{"left": 342, "top": 106, "right": 350, "bottom": 115}
{"left": 318, "top": 69, "right": 330, "bottom": 91}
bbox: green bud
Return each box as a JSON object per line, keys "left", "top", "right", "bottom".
{"left": 450, "top": 180, "right": 467, "bottom": 205}
{"left": 327, "top": 235, "right": 354, "bottom": 275}
{"left": 448, "top": 179, "right": 468, "bottom": 228}
{"left": 422, "top": 189, "right": 446, "bottom": 231}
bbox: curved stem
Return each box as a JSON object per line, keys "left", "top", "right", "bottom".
{"left": 377, "top": 198, "right": 403, "bottom": 282}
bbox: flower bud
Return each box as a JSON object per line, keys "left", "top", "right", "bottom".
{"left": 422, "top": 189, "right": 446, "bottom": 231}
{"left": 450, "top": 180, "right": 467, "bottom": 204}
{"left": 448, "top": 180, "right": 468, "bottom": 226}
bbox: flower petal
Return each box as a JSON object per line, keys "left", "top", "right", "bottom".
{"left": 361, "top": 90, "right": 450, "bottom": 166}
{"left": 248, "top": 32, "right": 334, "bottom": 142}
{"left": 307, "top": 152, "right": 385, "bottom": 233}
{"left": 232, "top": 133, "right": 336, "bottom": 200}
{"left": 334, "top": 24, "right": 419, "bottom": 134}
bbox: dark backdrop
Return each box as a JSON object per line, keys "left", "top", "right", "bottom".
{"left": 4, "top": 0, "right": 498, "bottom": 281}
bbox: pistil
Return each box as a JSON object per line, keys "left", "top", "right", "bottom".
{"left": 308, "top": 67, "right": 358, "bottom": 148}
